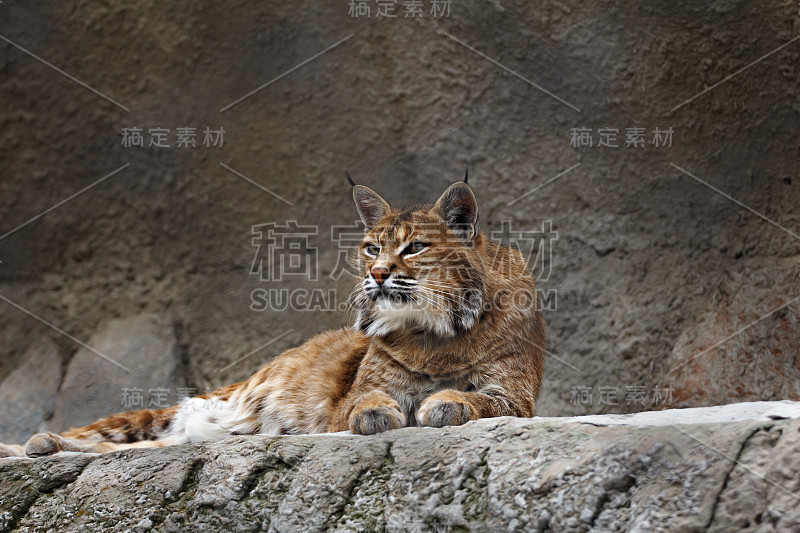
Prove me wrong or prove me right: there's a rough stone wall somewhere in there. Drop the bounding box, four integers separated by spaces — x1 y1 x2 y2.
1 404 799 532
0 0 798 436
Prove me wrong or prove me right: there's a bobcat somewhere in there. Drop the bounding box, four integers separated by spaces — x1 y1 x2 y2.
0 178 545 457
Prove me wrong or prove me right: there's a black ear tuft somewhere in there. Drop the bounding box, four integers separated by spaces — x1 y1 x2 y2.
353 185 391 230
431 182 479 240
464 169 469 184
345 171 356 187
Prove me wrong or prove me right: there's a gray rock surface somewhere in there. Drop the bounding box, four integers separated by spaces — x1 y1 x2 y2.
0 339 62 443
665 267 800 407
46 313 182 433
1 402 798 532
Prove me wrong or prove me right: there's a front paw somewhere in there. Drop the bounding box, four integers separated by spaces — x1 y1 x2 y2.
349 404 406 435
25 433 62 457
418 395 476 428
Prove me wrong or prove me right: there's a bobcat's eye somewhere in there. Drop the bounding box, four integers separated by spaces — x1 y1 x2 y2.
364 243 381 257
401 241 429 256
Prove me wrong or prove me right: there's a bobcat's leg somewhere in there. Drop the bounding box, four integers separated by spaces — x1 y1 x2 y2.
330 351 406 435
25 433 183 457
418 360 540 428
0 443 26 458
346 390 406 435
417 390 479 428
23 383 247 457
21 405 183 457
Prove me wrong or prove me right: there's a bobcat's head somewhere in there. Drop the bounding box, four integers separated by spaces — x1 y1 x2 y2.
350 180 486 338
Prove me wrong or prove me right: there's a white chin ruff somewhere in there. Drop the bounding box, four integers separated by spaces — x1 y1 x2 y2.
365 299 455 337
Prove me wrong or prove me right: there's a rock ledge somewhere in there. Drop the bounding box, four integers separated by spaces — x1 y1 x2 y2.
1 401 799 532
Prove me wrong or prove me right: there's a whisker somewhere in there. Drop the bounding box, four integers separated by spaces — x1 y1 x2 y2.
414 290 455 313
420 280 466 290
414 294 449 315
415 300 444 327
416 287 459 304
418 285 458 297
417 294 457 309
413 290 447 308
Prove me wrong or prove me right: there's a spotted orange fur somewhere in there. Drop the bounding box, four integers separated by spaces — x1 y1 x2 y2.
0 180 545 457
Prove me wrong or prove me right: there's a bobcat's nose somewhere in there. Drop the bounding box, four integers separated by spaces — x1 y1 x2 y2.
370 266 390 286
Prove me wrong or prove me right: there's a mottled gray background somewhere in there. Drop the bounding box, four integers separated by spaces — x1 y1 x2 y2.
0 1 798 439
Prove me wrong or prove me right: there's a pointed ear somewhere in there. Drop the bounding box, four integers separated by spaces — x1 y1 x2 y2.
431 182 479 239
353 185 391 230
